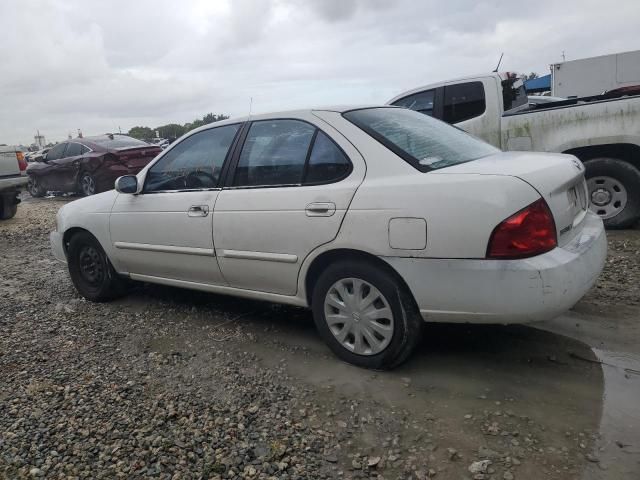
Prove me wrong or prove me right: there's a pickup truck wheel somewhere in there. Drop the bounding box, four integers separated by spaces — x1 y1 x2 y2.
67 231 127 302
311 260 423 370
28 176 45 197
585 157 640 229
0 195 18 220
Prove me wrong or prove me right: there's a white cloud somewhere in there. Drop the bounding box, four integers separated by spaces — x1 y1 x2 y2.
1 0 639 145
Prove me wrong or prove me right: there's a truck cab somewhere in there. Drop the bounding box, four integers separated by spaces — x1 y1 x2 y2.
388 73 640 228
388 73 528 148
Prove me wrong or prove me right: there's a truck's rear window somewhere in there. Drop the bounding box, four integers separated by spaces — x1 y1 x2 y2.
343 107 499 172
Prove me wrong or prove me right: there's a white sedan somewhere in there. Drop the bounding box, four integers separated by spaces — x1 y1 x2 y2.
51 106 607 369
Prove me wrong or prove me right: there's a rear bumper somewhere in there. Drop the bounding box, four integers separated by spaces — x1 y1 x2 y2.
50 230 66 263
0 176 28 191
383 212 607 324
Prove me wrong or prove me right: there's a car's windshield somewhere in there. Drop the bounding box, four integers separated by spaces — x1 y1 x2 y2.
343 107 499 171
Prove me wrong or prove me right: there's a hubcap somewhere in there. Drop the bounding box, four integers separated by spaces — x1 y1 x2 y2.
586 176 627 220
324 278 394 356
29 178 39 195
82 175 95 195
79 246 104 285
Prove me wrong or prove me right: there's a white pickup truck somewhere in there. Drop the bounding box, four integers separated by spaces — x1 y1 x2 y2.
388 72 640 228
0 145 28 220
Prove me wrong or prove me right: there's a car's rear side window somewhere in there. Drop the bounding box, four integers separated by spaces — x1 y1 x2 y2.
234 120 315 187
305 131 351 184
343 107 498 172
233 120 352 187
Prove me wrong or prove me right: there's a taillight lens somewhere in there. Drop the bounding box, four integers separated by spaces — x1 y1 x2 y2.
16 152 27 171
487 198 557 259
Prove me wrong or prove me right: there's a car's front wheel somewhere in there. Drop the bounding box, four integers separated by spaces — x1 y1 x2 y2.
311 260 423 369
67 231 127 302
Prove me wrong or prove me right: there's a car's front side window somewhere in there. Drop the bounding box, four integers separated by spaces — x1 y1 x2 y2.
144 124 240 193
391 89 435 116
64 142 82 157
46 143 67 160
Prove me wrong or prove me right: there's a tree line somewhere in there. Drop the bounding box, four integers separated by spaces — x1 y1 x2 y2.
128 113 230 142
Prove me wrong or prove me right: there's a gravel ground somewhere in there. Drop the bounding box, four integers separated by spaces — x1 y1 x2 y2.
1 196 639 480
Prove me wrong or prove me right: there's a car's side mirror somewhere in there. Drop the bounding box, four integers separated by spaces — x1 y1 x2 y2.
115 175 139 194
41 154 47 162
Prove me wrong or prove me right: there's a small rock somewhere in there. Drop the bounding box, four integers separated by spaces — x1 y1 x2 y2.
586 453 600 463
503 472 514 480
367 456 381 468
325 454 338 463
447 448 459 461
468 460 491 474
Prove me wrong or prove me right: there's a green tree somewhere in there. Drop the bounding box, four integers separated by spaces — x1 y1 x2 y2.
156 123 186 140
522 72 540 81
185 113 230 133
128 126 154 141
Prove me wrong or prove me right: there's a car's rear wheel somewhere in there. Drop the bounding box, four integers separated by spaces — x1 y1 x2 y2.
584 157 640 228
67 231 127 302
311 260 423 369
28 176 45 197
0 194 18 220
79 172 97 196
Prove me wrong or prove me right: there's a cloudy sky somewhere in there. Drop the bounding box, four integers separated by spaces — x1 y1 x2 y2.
2 0 639 145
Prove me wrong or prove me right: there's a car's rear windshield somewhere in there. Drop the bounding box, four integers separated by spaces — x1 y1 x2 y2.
343 107 499 172
89 135 150 149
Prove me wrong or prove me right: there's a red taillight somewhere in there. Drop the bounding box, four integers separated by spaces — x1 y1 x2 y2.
487 198 557 259
16 152 27 171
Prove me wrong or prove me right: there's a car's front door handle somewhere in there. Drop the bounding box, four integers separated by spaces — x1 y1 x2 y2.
187 205 209 217
305 202 336 217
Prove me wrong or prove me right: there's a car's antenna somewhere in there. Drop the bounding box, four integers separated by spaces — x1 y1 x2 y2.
493 52 504 72
248 97 253 120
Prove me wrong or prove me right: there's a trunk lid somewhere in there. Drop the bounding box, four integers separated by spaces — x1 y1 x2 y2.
433 151 589 246
114 146 162 172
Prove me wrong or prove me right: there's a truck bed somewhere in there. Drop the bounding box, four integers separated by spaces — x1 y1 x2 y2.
503 90 640 117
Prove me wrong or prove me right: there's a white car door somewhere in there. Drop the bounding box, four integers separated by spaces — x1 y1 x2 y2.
109 124 241 285
213 115 365 295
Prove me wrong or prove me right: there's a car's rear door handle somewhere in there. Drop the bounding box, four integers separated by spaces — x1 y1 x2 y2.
188 205 209 217
305 202 336 217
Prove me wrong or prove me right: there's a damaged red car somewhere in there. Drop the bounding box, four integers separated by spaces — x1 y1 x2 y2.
26 135 161 197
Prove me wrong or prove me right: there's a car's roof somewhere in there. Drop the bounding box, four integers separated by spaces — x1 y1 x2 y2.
190 105 393 133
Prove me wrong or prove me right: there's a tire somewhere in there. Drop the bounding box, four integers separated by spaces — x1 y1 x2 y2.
67 231 127 302
27 176 45 197
0 195 18 220
79 172 97 196
311 259 423 370
584 157 640 229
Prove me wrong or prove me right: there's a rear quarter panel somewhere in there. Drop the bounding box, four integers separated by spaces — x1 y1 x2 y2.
309 111 541 259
